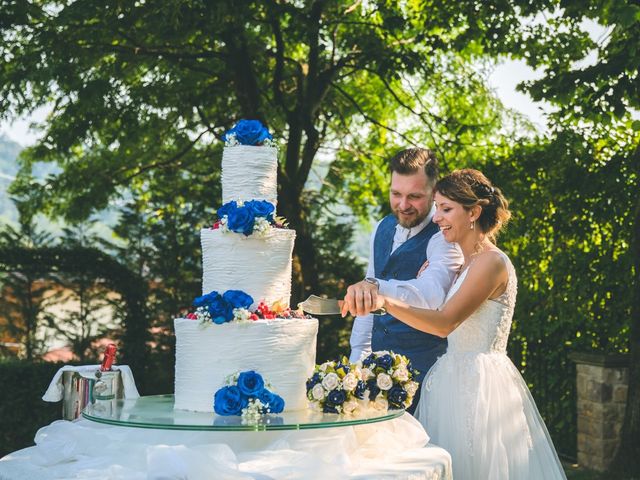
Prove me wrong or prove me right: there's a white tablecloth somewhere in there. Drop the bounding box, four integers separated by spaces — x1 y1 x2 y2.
0 414 452 479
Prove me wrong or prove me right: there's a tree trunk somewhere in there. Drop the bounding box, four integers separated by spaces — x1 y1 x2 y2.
609 142 640 476
278 174 320 303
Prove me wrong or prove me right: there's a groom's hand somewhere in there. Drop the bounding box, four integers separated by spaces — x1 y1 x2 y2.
341 280 379 317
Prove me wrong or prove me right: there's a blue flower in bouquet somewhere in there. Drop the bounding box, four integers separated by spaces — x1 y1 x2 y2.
327 389 346 406
354 380 367 400
362 353 376 368
193 291 220 308
259 389 285 414
214 385 248 415
306 372 322 391
366 379 381 401
223 119 273 146
323 403 339 414
375 353 393 371
335 360 350 377
223 290 254 310
226 205 256 236
387 385 408 409
245 200 275 221
216 200 237 219
237 371 265 397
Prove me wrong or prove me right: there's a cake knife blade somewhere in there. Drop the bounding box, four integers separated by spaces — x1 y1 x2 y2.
297 295 386 315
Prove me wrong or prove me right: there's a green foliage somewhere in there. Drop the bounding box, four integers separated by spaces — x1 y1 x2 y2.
484 129 636 457
0 360 62 457
0 244 151 386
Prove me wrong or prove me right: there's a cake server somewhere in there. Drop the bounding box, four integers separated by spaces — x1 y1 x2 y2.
298 295 386 315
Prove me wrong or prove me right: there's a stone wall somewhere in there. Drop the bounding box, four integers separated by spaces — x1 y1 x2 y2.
571 352 629 472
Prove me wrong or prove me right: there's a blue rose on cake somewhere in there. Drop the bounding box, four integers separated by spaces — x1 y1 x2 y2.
222 290 253 310
214 371 285 418
245 199 275 221
222 119 273 146
226 204 256 236
214 385 248 415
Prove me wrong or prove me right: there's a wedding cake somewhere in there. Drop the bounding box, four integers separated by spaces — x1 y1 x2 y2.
174 120 319 413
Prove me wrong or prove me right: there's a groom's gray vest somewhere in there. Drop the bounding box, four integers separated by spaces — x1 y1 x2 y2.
371 215 447 400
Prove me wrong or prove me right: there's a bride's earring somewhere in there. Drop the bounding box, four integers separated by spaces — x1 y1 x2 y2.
470 220 475 230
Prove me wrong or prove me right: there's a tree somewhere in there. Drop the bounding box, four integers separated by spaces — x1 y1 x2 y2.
0 200 54 360
0 0 535 300
44 222 118 362
517 1 640 473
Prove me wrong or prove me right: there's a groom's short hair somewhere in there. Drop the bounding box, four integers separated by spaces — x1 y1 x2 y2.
389 148 438 186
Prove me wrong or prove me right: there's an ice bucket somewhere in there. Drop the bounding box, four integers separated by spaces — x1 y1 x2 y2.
61 369 123 420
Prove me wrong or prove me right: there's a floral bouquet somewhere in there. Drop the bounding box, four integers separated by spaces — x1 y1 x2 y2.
358 351 420 411
212 199 287 237
214 370 284 419
306 351 419 414
306 356 366 414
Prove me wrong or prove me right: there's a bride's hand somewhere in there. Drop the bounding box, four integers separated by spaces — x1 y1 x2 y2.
417 260 429 277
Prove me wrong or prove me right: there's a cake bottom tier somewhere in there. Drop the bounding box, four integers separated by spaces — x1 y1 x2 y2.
174 317 318 412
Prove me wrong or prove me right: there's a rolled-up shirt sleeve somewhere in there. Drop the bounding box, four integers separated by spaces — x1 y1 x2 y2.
377 231 463 309
349 221 380 363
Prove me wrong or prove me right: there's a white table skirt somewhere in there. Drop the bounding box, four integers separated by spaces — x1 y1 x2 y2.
0 414 452 479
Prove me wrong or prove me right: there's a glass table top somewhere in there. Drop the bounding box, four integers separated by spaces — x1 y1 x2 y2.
82 395 405 431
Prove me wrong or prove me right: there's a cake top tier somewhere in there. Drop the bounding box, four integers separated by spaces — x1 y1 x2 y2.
221 120 278 207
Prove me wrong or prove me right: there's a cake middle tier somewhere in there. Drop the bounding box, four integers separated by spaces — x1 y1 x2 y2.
201 227 296 308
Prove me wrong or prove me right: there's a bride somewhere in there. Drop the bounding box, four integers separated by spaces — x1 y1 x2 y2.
345 169 567 479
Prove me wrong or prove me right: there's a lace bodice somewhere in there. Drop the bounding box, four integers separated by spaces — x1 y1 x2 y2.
444 251 517 354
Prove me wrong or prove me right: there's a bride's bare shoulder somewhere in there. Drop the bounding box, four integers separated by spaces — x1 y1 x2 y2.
471 249 509 277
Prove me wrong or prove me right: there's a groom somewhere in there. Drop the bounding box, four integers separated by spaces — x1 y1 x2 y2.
342 147 462 413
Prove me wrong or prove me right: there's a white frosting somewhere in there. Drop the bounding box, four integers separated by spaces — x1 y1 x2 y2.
221 146 278 208
174 317 318 412
201 227 295 309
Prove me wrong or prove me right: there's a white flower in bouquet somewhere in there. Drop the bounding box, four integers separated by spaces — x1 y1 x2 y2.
311 383 326 401
405 381 419 397
376 373 393 391
319 362 328 372
361 367 373 381
321 372 340 391
373 397 389 411
342 372 359 391
342 398 359 415
392 365 409 382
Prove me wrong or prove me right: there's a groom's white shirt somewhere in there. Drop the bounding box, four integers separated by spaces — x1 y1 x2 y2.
349 204 463 363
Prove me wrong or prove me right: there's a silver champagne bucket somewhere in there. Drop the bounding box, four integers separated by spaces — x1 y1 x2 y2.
61 369 123 420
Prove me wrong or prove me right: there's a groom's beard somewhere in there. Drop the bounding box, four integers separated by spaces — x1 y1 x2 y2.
394 208 428 228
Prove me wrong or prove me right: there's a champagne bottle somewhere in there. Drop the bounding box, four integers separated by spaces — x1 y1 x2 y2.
99 343 117 371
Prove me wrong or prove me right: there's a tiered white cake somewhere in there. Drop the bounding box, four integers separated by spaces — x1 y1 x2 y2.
174 138 318 413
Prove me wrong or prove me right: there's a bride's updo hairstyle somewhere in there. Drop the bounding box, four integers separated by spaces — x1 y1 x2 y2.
435 169 511 241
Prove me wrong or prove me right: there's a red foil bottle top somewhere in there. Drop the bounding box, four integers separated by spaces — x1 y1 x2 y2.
100 343 117 371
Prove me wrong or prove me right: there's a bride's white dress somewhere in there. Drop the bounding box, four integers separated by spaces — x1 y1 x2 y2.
416 251 567 479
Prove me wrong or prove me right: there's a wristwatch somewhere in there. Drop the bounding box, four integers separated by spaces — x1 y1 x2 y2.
364 277 380 290
363 277 386 315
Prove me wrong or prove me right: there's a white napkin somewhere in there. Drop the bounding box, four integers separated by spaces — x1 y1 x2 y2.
42 365 140 402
